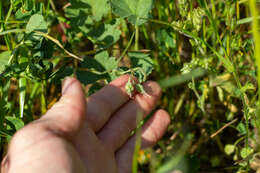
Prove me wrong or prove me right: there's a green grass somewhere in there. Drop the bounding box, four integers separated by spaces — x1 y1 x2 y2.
0 0 260 172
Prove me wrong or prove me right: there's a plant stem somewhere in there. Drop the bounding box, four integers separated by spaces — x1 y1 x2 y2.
249 0 260 153
135 25 139 51
233 72 249 149
0 1 12 50
41 80 47 114
249 0 260 105
117 32 135 63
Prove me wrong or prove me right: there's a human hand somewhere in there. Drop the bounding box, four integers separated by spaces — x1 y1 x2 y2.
1 75 170 173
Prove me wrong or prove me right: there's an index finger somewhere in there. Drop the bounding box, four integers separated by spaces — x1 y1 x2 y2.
86 75 134 132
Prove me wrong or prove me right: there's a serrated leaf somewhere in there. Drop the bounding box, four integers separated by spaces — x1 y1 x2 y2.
125 77 135 97
224 144 235 155
77 51 117 85
240 147 253 159
85 0 110 21
0 51 11 73
65 0 90 18
26 14 47 33
129 52 153 82
88 19 122 49
129 52 153 74
94 51 118 72
67 0 110 22
65 0 110 33
111 0 154 25
65 0 93 33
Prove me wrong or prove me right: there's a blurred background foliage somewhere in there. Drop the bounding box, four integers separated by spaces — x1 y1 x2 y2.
0 0 260 172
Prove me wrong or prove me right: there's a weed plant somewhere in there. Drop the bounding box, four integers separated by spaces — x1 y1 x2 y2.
0 0 260 172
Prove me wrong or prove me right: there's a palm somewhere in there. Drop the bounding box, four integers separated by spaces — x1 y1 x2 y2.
2 75 170 173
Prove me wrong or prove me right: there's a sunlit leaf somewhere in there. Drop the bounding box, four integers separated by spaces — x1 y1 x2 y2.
0 51 11 73
111 0 154 25
26 14 47 33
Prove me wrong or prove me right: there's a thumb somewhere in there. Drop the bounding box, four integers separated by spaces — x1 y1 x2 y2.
42 77 86 140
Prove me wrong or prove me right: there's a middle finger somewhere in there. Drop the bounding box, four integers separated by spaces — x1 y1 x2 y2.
86 75 133 132
97 81 162 152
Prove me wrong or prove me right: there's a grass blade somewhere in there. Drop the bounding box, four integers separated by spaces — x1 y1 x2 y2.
34 31 83 61
132 112 143 173
19 77 26 118
156 134 193 173
237 16 260 25
158 68 207 89
248 0 260 103
0 29 25 36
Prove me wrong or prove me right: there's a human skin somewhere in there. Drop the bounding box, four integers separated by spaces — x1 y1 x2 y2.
1 75 170 173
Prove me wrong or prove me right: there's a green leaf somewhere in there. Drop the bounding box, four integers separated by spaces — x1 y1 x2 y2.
88 19 122 49
0 51 11 73
65 0 93 33
65 0 90 18
77 71 104 85
6 116 24 131
111 0 154 25
5 116 24 142
216 86 224 102
241 82 256 93
218 56 234 73
77 51 117 85
220 81 240 98
125 77 135 97
85 0 110 21
240 147 253 159
94 51 118 72
65 0 110 32
26 14 47 33
156 29 176 48
67 0 110 22
51 67 74 84
15 9 33 20
129 52 154 82
135 83 147 95
224 144 235 155
236 122 247 135
15 2 44 20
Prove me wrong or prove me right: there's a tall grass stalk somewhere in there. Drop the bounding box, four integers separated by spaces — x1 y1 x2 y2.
132 112 143 173
248 0 260 140
248 0 260 104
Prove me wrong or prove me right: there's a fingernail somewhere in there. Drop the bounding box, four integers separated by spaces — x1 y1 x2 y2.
62 77 75 95
1 155 10 173
143 81 161 97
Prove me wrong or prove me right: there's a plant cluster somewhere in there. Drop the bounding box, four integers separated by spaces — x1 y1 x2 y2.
0 0 260 172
